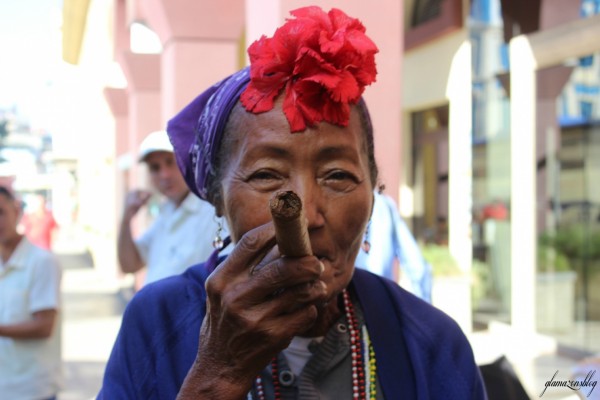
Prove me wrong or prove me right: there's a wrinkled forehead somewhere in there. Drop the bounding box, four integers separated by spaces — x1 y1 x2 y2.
225 98 367 148
217 100 370 182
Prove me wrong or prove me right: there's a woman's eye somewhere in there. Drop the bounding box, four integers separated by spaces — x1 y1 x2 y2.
323 170 360 192
249 171 278 181
326 171 357 182
246 170 284 191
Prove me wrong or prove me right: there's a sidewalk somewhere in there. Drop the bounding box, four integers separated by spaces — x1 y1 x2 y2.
55 238 126 400
470 322 585 400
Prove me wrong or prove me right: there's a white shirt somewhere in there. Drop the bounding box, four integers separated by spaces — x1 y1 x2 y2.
136 192 230 284
0 236 62 399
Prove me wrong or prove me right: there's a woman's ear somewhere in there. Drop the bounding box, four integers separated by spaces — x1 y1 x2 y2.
212 190 225 217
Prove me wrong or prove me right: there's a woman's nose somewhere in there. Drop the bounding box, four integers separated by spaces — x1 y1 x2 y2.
293 180 325 229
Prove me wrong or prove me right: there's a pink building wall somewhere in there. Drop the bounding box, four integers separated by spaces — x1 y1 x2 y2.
140 0 245 125
118 52 161 190
103 87 129 265
160 41 242 124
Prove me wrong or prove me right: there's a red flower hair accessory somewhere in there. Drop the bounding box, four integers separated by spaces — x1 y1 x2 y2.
240 6 379 132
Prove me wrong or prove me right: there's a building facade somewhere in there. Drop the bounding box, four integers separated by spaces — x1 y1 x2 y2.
403 0 600 354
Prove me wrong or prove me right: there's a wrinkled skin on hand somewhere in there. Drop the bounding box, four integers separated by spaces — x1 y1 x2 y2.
178 224 335 399
199 223 328 385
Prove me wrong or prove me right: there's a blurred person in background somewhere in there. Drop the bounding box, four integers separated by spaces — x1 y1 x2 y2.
21 193 58 251
0 186 62 400
117 130 229 286
355 188 432 302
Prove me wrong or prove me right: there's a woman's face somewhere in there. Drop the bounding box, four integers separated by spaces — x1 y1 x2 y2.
219 101 374 303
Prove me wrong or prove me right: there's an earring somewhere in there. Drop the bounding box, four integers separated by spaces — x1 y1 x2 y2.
212 217 224 250
361 221 371 254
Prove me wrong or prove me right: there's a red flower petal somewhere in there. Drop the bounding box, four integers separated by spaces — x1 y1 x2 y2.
293 49 360 103
283 82 308 132
242 6 378 131
322 100 351 127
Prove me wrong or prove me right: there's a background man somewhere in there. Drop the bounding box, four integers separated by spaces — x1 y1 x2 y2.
355 189 432 302
117 130 228 286
0 186 62 400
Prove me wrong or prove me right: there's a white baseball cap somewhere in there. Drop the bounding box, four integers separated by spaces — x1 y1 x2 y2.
138 130 174 162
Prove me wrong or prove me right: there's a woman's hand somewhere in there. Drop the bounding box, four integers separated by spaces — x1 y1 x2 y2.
177 222 327 399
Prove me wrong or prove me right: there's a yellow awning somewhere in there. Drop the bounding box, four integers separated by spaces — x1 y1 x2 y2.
62 0 91 65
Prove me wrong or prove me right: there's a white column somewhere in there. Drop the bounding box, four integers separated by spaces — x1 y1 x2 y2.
509 35 536 333
446 40 473 274
446 40 473 333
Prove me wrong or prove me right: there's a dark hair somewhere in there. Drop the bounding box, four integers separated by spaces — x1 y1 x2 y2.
0 186 16 201
356 97 379 187
205 98 379 209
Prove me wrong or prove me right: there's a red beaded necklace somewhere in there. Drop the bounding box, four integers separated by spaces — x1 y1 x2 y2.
253 290 375 400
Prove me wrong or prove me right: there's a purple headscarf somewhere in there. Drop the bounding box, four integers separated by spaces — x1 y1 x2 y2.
166 67 251 200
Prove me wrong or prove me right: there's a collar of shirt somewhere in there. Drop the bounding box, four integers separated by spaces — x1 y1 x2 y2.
162 192 203 215
179 192 204 214
0 236 32 272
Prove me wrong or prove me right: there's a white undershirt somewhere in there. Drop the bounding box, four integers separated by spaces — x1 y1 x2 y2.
282 336 323 377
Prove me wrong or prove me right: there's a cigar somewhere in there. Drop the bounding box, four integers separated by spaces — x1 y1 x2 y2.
269 190 312 257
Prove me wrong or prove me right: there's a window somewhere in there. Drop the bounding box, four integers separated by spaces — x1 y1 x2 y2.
405 0 463 50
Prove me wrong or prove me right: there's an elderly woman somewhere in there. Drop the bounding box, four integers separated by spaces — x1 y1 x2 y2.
99 7 486 400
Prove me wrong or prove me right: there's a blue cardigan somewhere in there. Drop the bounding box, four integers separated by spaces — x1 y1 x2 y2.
99 258 487 399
